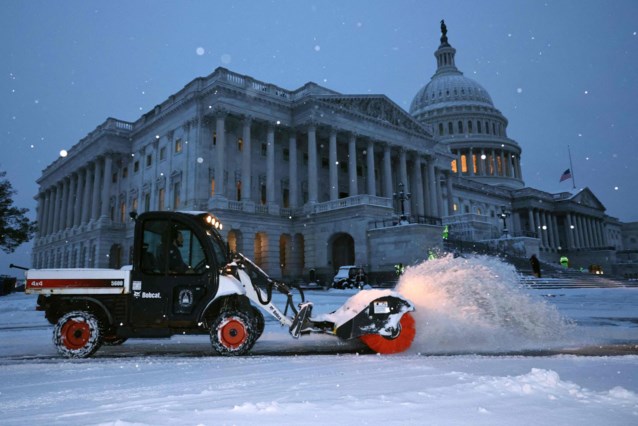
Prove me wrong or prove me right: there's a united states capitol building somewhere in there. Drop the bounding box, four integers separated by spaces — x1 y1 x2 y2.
31 23 636 281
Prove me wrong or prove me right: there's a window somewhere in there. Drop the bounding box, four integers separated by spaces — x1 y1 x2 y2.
260 184 266 205
261 143 267 157
210 178 215 196
120 202 126 222
283 148 289 161
237 138 243 152
451 159 457 173
132 197 138 213
458 121 463 133
146 154 152 167
173 182 181 209
140 220 208 278
236 181 241 201
175 138 182 153
122 167 128 178
144 193 150 212
112 172 118 184
438 123 444 135
282 188 289 208
477 121 482 133
448 122 453 135
159 147 166 161
158 188 165 211
134 161 140 173
468 121 473 133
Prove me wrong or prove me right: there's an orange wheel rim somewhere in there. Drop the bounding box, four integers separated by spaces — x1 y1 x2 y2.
219 318 247 349
60 319 91 350
360 313 416 354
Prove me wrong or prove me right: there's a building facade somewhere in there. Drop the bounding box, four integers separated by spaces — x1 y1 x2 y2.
32 24 628 279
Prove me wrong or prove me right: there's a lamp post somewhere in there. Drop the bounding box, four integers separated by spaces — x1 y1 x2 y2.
499 206 510 237
393 182 411 224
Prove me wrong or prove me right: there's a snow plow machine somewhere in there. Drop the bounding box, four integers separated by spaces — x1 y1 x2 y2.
25 211 415 358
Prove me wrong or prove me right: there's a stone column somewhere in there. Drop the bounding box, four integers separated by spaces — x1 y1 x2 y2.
66 175 77 229
552 215 560 249
527 209 535 237
366 140 376 196
288 132 298 208
436 170 445 218
468 148 474 176
266 125 276 205
445 170 454 216
53 182 63 232
36 192 45 237
383 145 392 199
348 133 357 197
427 157 437 217
82 164 93 224
546 212 555 249
241 117 252 201
101 155 113 218
215 112 227 198
328 129 338 201
91 158 102 220
399 149 410 215
572 213 583 249
499 151 506 176
413 156 424 216
58 178 69 232
74 171 84 227
307 124 318 203
41 190 50 236
565 213 574 249
533 209 543 247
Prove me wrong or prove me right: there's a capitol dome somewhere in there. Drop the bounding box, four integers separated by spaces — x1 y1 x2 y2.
409 21 524 190
410 74 494 117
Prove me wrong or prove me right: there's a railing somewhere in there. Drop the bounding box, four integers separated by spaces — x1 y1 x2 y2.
370 215 442 229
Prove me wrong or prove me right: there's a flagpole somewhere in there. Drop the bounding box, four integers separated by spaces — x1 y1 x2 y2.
568 145 576 190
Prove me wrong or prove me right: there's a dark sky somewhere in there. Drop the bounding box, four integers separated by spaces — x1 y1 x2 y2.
2 0 637 274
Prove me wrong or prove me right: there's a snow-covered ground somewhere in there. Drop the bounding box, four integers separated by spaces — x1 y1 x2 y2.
1 255 637 425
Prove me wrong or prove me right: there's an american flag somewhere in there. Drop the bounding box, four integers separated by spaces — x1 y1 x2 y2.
559 169 572 182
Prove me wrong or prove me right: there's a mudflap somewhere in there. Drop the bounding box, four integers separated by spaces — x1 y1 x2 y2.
334 295 414 340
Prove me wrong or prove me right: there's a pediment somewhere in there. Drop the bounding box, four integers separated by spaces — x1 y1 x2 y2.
569 187 606 211
316 95 431 136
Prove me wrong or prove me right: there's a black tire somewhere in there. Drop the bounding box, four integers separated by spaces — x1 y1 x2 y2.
210 310 256 356
53 311 102 358
251 306 265 340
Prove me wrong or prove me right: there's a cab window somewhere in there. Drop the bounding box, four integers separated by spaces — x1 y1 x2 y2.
141 219 208 275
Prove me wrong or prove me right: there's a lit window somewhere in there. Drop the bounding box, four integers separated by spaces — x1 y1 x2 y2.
237 138 243 152
175 138 183 153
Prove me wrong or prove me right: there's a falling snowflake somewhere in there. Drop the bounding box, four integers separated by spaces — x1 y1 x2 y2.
614 186 619 190
59 150 68 158
516 88 523 94
196 47 205 56
314 45 321 52
197 157 204 164
221 54 232 64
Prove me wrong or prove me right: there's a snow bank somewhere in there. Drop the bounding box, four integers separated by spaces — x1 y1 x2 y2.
395 255 572 353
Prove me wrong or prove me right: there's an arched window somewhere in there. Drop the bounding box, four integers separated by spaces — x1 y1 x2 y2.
477 121 482 133
458 121 463 133
439 123 444 135
468 121 473 133
448 122 453 135
485 121 490 134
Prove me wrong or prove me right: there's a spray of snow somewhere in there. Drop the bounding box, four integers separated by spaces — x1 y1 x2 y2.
395 254 572 353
